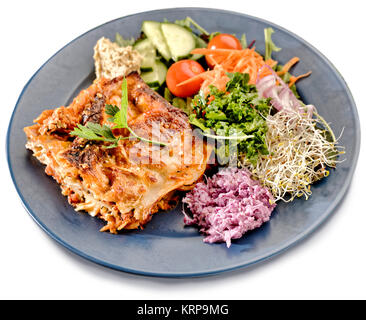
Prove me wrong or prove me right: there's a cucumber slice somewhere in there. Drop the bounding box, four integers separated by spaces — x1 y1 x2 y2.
141 60 167 87
161 23 196 61
190 35 207 60
140 67 153 72
145 81 160 89
141 21 171 61
133 38 156 70
149 86 160 92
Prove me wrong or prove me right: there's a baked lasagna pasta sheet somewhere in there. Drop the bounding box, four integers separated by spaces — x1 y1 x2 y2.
24 72 212 233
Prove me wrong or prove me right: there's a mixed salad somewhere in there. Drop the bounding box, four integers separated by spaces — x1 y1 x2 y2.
109 17 343 247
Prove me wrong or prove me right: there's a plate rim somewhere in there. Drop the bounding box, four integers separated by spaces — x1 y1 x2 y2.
6 7 361 278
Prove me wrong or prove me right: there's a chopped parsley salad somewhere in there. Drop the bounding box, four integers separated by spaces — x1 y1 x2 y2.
104 17 344 246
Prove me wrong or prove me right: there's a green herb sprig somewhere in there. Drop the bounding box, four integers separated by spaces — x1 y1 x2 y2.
70 78 167 148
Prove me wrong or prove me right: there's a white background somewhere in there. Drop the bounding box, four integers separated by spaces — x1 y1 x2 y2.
1 0 365 300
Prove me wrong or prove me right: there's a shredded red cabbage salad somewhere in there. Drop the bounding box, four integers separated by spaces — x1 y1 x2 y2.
182 168 276 247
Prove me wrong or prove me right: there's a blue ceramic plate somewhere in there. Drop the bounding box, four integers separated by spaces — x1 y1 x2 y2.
7 8 360 277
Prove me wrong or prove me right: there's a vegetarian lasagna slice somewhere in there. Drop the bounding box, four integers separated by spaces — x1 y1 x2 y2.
24 72 212 233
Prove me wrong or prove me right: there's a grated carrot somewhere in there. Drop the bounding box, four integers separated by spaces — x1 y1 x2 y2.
288 71 312 88
189 48 269 86
178 48 310 95
276 57 300 76
265 59 278 68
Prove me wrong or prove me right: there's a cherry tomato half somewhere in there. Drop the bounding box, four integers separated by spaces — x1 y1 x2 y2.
166 60 205 98
206 33 242 68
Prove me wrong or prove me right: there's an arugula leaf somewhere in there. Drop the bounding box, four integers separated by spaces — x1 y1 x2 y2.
209 31 221 42
174 17 209 36
172 97 193 115
264 27 281 61
163 87 174 102
240 33 247 48
115 32 135 47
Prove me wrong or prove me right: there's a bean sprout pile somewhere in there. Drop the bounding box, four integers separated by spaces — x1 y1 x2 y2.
242 108 344 202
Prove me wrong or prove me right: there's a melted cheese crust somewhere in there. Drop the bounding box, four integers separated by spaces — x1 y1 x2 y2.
24 73 212 233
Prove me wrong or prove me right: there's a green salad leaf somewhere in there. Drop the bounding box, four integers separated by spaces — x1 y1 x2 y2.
174 16 209 36
264 27 281 61
189 72 271 165
115 32 135 47
240 33 247 48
